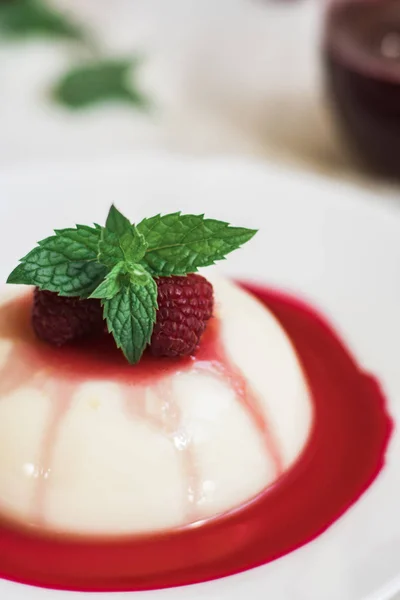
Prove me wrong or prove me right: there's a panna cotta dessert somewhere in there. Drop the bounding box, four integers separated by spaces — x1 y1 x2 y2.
0 277 312 534
0 204 392 592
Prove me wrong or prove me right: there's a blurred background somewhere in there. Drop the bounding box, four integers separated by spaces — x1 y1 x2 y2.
1 0 400 186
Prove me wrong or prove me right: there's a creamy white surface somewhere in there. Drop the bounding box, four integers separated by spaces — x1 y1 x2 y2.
0 278 313 534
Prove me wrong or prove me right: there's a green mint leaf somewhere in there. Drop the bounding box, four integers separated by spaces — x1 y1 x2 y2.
0 0 83 40
7 252 106 297
90 262 151 301
7 263 28 285
89 262 125 300
7 226 106 297
51 224 101 258
127 263 152 286
53 59 148 110
98 228 147 268
103 276 157 364
105 205 132 236
137 212 257 276
120 229 147 264
98 206 148 268
98 229 124 268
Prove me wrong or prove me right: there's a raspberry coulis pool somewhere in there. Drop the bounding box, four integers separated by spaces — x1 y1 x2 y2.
0 282 392 592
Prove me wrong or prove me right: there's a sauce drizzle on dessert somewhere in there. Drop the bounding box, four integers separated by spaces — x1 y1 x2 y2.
0 294 282 527
0 283 392 593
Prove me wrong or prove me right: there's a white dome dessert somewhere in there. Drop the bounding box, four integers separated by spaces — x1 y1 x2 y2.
0 276 313 535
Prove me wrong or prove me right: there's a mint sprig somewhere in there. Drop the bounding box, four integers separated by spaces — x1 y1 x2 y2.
7 225 106 297
0 0 84 40
137 212 257 276
103 273 157 365
7 205 257 363
53 59 148 110
89 262 125 300
98 205 148 269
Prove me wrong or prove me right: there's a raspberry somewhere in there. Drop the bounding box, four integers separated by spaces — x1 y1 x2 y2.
31 275 214 358
150 274 214 358
32 288 104 346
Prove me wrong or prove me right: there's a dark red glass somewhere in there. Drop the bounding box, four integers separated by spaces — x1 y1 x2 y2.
324 0 400 177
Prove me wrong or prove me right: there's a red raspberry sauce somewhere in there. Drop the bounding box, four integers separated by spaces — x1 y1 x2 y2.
0 283 393 592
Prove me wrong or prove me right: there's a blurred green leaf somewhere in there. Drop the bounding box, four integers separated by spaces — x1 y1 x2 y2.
0 0 83 40
53 58 148 110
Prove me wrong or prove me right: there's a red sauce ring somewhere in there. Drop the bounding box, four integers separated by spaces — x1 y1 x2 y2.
0 283 392 592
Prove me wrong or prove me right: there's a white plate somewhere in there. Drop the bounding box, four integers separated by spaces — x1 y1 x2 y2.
0 155 399 600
